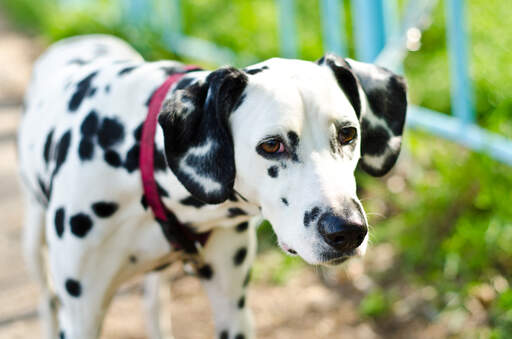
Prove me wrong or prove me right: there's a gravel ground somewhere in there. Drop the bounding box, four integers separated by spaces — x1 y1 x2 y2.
0 12 450 339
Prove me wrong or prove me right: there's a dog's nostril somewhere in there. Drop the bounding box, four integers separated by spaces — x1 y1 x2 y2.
332 235 345 243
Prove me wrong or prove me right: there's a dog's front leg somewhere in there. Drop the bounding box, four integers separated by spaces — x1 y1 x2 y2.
198 220 256 339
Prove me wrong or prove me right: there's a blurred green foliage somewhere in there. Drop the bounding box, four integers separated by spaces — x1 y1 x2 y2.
1 0 511 336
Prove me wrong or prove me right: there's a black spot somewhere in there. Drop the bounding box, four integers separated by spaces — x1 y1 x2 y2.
68 71 98 111
43 129 54 165
80 110 99 137
68 58 87 65
180 196 206 208
267 166 279 178
65 278 82 297
245 65 268 75
156 182 169 197
37 176 50 202
228 192 239 202
118 66 136 76
228 207 247 218
234 247 247 266
124 144 140 172
105 85 110 93
236 221 248 232
87 87 97 97
98 117 124 150
281 198 289 206
91 201 118 218
287 131 300 162
238 296 245 309
198 264 213 279
219 330 229 339
55 208 65 238
129 255 137 263
70 213 93 237
304 207 321 227
154 148 167 172
153 263 171 271
104 150 122 167
54 131 72 175
133 123 143 141
140 195 148 210
235 334 245 339
59 330 66 339
78 139 94 160
243 269 252 287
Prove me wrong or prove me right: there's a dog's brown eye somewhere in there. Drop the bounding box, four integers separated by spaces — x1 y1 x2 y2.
338 127 357 145
259 139 285 154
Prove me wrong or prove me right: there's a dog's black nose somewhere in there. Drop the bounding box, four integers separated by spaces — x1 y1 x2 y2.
318 213 367 252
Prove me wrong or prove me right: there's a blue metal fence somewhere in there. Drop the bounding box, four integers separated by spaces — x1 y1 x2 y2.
61 0 512 165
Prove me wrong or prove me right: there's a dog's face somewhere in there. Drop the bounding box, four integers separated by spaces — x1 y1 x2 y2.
159 54 407 265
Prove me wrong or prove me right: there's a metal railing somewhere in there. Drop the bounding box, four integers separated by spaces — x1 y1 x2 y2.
60 0 512 165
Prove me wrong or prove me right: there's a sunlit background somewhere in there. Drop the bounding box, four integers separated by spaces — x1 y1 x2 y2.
0 0 511 338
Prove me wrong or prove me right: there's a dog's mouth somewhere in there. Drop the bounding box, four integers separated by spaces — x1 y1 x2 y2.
319 249 355 266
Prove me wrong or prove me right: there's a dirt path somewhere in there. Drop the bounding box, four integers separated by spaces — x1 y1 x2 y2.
0 11 448 339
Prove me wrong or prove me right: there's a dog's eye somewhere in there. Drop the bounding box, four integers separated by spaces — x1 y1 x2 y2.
258 139 285 154
338 127 357 145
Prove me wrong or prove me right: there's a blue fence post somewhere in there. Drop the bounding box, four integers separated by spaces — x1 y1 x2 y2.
445 0 474 125
350 0 386 62
319 0 347 56
277 0 298 58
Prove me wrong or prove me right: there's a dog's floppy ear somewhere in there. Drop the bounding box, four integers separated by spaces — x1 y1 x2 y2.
158 67 248 204
318 54 407 176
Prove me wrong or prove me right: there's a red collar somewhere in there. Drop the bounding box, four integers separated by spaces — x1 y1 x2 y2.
140 66 210 251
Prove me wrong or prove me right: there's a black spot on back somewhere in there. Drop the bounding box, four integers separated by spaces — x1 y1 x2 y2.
91 201 118 218
228 207 247 218
78 139 94 160
68 71 98 112
236 221 248 232
43 129 54 166
267 166 279 178
237 296 245 309
235 334 245 339
81 110 99 137
220 330 229 339
54 130 72 175
118 66 136 76
180 196 206 208
133 123 143 141
59 330 66 339
281 198 289 206
124 145 140 173
98 117 124 150
197 264 213 279
234 247 247 266
129 255 137 263
65 278 82 297
37 176 50 202
104 150 122 167
55 208 65 238
70 213 93 237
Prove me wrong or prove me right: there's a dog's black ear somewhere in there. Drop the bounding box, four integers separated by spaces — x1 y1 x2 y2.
318 54 407 176
158 67 248 204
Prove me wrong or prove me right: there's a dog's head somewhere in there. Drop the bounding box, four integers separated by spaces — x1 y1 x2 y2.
159 54 407 265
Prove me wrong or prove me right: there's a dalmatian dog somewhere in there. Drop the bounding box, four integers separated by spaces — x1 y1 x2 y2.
18 34 407 339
